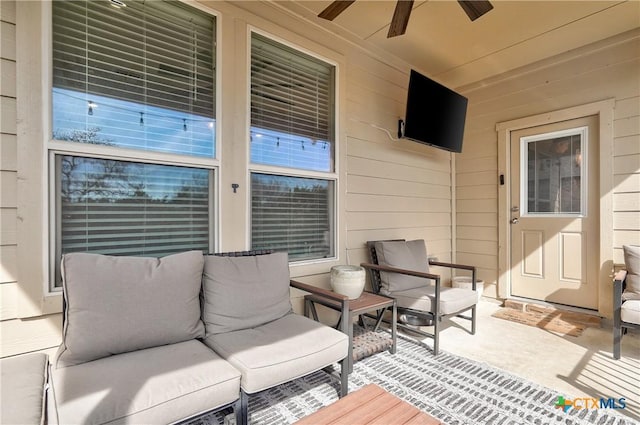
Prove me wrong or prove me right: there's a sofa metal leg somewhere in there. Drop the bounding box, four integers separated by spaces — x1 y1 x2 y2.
339 358 349 398
236 390 248 425
613 321 622 360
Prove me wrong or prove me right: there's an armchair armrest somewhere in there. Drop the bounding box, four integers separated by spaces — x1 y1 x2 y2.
429 260 477 291
613 270 627 305
360 262 440 282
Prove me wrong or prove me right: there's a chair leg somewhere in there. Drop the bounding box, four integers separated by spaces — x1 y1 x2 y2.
471 305 477 335
339 357 349 397
613 321 622 360
237 390 248 425
433 315 440 356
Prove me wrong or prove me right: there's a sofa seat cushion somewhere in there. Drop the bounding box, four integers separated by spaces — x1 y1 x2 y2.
204 314 348 394
391 286 477 315
0 353 48 425
621 300 640 325
48 340 240 425
57 251 205 368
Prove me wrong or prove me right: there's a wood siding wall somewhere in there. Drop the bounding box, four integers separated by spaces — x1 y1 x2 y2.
457 29 640 306
1 0 18 321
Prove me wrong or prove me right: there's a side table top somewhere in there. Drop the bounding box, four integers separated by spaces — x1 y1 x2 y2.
305 291 394 314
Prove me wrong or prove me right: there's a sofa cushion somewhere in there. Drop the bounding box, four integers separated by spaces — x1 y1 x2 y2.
202 252 292 335
55 251 205 368
391 286 477 315
48 340 241 425
204 313 348 393
621 300 640 325
375 240 430 294
0 353 48 425
623 245 640 299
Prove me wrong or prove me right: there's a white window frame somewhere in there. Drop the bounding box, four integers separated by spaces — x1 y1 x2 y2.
247 28 340 267
519 126 588 218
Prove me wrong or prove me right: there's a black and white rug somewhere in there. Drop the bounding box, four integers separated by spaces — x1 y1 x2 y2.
193 336 637 425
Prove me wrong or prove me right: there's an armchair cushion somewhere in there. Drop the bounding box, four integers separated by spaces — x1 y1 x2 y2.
375 240 430 294
621 300 640 325
392 286 478 315
202 252 292 335
623 245 640 300
55 251 205 368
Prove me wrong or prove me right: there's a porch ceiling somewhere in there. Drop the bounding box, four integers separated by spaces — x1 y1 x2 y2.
276 0 640 88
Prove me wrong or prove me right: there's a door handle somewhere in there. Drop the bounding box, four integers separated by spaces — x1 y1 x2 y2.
511 217 519 224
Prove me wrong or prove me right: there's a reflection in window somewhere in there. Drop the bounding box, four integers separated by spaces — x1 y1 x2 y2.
52 0 216 158
55 155 211 286
526 133 582 214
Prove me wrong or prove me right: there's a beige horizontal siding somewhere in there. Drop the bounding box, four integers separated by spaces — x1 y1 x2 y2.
456 30 640 302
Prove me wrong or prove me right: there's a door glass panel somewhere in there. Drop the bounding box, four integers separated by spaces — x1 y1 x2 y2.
523 129 585 215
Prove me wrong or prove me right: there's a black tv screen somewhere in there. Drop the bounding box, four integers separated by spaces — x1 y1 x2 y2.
403 70 468 153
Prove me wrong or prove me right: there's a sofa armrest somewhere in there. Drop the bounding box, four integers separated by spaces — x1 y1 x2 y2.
613 270 627 306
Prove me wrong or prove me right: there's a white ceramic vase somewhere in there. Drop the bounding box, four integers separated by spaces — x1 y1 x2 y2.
330 265 365 299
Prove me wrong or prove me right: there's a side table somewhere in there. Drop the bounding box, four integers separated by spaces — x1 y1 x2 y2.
304 291 396 373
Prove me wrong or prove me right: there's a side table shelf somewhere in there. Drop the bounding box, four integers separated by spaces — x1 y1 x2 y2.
304 291 397 373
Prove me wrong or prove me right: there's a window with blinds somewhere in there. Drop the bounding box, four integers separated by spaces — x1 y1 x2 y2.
54 155 211 286
52 0 216 158
250 33 334 172
249 33 337 262
251 173 334 261
50 1 216 288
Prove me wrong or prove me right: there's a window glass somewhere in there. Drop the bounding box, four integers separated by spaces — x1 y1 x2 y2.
251 173 334 262
250 33 334 172
52 0 216 157
55 155 211 286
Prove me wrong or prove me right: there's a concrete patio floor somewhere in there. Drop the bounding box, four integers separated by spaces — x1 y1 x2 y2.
408 299 640 421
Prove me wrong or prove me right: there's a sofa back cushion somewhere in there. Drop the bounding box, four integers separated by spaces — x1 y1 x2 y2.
55 251 205 368
375 239 430 294
623 245 640 299
202 252 292 335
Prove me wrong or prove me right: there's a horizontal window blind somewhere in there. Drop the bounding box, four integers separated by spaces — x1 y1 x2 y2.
52 0 216 157
251 173 333 261
55 155 210 286
251 33 334 145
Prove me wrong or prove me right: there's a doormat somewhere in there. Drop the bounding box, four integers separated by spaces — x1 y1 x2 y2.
491 300 601 337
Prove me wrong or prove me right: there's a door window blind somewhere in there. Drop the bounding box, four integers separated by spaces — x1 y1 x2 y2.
250 33 334 172
55 155 211 286
52 0 216 157
251 173 334 262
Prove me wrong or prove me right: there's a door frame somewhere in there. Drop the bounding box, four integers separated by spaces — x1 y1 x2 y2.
496 99 615 315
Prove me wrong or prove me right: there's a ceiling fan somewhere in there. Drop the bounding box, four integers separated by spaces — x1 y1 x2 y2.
318 0 494 38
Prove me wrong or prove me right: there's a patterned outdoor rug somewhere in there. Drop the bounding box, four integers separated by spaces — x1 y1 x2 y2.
190 336 635 425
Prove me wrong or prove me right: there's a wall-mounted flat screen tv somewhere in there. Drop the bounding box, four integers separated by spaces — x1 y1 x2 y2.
402 70 468 153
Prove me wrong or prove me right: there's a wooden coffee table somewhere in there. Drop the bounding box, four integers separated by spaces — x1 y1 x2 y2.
294 383 442 424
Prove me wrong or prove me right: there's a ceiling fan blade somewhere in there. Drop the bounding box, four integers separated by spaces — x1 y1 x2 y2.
387 0 414 38
457 0 493 21
318 0 356 21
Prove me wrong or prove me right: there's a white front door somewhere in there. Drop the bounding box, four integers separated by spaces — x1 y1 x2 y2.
509 115 599 309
